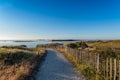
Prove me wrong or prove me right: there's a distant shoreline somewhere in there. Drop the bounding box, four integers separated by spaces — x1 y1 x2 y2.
52 39 80 42
13 40 35 42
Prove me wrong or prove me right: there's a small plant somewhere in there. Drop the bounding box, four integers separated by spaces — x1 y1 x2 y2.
0 46 46 80
65 43 78 49
82 66 96 79
16 70 23 77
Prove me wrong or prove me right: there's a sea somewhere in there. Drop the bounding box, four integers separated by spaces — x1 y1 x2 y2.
0 40 78 48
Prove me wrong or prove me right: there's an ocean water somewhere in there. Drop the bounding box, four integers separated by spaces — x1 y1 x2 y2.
0 40 51 48
0 40 79 48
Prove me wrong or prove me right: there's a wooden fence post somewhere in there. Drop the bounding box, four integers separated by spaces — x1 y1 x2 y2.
88 52 90 66
81 49 83 64
110 58 112 80
119 60 120 80
90 53 93 67
94 53 97 69
96 53 99 72
76 50 79 63
106 58 108 80
77 50 80 64
75 50 77 60
67 47 69 53
78 49 81 64
96 53 99 80
69 48 71 55
114 59 116 80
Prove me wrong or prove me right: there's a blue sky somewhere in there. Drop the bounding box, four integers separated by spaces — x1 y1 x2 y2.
0 0 120 40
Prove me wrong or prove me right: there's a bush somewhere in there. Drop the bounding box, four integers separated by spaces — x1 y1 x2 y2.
65 41 88 49
76 41 88 49
0 46 46 80
65 43 78 49
82 66 96 79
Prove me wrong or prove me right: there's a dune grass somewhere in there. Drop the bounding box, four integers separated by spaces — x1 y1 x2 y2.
0 46 46 80
50 40 120 80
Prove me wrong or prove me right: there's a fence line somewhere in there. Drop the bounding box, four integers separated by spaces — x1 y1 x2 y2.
52 46 120 80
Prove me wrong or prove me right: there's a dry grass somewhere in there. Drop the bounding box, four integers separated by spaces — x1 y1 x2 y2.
87 40 120 49
86 40 120 59
59 48 96 79
0 46 46 80
50 40 120 80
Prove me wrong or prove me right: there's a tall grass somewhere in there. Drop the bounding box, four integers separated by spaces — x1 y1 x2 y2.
0 45 46 80
47 40 120 80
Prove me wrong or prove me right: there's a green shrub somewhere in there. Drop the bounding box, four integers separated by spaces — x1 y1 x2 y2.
82 66 96 79
16 70 23 77
65 43 78 49
76 41 88 49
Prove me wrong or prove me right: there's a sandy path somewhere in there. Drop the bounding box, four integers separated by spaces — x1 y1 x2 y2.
35 49 83 80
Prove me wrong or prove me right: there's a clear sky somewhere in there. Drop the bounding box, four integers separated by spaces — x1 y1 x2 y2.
0 0 120 40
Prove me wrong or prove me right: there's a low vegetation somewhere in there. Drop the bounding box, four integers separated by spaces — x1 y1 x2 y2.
0 45 46 80
48 40 120 80
64 41 88 49
65 40 120 59
86 40 120 59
